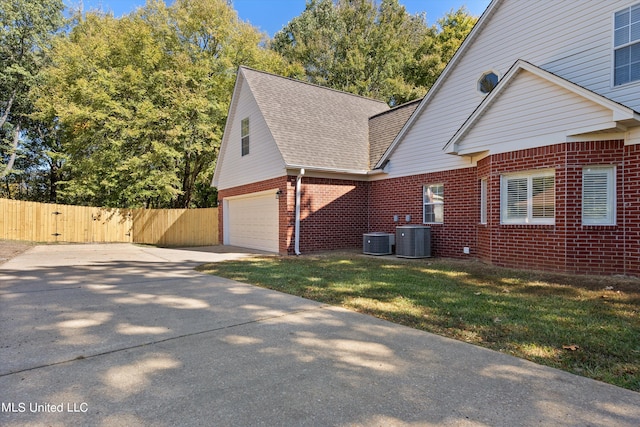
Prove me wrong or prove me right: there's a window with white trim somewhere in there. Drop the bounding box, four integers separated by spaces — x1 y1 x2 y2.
423 184 443 223
241 117 250 156
480 178 488 224
614 3 640 85
500 170 555 225
582 166 616 225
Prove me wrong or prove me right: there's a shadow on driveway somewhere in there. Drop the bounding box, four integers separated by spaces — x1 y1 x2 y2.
1 244 639 426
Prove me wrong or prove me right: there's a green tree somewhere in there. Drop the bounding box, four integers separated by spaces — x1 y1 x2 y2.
0 0 64 180
272 0 430 105
272 1 477 105
34 0 294 208
406 7 478 90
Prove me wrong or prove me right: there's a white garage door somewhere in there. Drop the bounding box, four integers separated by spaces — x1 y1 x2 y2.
226 191 279 252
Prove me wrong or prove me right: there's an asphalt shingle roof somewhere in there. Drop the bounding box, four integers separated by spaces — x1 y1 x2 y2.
368 99 421 168
241 67 389 171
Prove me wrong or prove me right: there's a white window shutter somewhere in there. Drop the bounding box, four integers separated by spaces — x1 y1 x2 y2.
583 167 615 225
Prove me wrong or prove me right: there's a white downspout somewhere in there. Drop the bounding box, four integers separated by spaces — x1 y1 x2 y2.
294 168 305 255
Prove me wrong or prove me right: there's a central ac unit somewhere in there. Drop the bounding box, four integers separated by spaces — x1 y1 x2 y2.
396 226 431 258
363 233 394 255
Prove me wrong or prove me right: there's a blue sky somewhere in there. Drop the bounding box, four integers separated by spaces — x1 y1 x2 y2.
65 0 492 36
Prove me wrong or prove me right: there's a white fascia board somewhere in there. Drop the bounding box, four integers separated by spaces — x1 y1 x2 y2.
374 0 503 168
285 164 371 176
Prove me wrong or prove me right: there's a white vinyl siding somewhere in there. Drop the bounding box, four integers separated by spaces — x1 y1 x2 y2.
454 70 618 157
423 184 444 224
480 178 488 224
385 1 640 180
214 77 286 190
614 3 640 86
501 170 555 225
583 166 616 225
241 118 250 156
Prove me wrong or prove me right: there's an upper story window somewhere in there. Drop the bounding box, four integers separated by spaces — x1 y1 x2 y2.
241 117 250 156
614 3 640 85
478 71 499 94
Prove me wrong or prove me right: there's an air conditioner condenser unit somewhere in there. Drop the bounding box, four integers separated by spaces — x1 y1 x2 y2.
363 233 394 255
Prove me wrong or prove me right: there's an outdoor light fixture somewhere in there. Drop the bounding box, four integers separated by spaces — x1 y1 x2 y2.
275 189 282 199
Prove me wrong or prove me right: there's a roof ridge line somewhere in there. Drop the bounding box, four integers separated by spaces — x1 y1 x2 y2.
369 97 423 120
239 65 389 106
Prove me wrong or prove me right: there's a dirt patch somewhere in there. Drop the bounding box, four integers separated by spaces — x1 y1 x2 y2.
0 240 34 264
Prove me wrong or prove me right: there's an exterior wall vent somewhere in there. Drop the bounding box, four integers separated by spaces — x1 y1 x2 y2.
363 233 394 255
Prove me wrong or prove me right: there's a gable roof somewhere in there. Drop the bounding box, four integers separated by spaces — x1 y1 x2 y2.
444 60 640 155
374 0 503 168
368 98 421 168
240 67 389 173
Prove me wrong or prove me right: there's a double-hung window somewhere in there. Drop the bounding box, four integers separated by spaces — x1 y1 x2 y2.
241 117 250 156
500 170 555 225
423 184 444 223
614 3 640 85
582 166 616 225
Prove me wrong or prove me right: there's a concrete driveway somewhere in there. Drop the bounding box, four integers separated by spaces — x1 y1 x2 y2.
1 244 639 426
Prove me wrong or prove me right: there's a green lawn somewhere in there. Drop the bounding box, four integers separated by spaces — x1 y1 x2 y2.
197 253 640 391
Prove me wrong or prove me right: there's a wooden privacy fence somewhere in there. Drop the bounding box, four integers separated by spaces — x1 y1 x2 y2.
0 198 218 247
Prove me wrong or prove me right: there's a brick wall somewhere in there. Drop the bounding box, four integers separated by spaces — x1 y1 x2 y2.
368 168 478 258
217 140 639 275
624 144 640 276
217 175 368 254
291 176 369 253
478 140 633 275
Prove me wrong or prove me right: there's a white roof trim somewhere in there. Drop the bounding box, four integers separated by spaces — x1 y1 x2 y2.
285 164 371 175
374 0 503 169
444 59 640 155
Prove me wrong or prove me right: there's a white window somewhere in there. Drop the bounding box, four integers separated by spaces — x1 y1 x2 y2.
500 170 555 225
241 117 250 156
583 166 616 225
480 178 487 224
423 184 443 223
614 3 640 85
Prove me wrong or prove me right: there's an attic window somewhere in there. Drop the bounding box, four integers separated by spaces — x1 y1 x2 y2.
478 71 499 94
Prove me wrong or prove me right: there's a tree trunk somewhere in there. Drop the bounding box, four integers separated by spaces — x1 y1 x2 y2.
0 89 16 130
1 122 20 178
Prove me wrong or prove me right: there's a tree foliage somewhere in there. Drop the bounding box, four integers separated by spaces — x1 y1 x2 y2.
33 0 295 208
405 7 478 91
4 0 476 208
272 0 477 105
0 0 64 182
